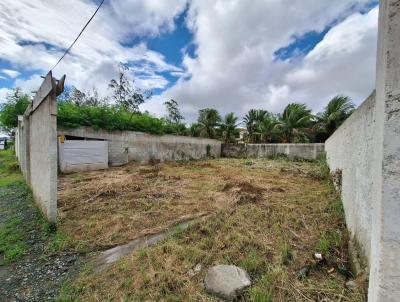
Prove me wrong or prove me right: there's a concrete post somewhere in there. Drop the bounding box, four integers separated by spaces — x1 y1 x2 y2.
369 0 400 301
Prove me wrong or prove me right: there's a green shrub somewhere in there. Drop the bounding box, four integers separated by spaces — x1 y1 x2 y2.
57 102 187 135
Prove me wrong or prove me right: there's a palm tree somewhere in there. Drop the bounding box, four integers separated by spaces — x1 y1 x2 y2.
220 112 239 143
190 123 201 137
259 114 278 143
197 108 221 139
317 95 355 137
275 103 313 143
243 109 268 143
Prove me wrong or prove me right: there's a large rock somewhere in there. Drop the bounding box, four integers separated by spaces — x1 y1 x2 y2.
204 265 251 301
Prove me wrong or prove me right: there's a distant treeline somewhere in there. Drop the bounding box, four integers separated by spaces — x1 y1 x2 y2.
0 64 355 143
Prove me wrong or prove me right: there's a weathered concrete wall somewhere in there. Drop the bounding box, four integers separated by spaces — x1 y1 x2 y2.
16 115 30 182
369 1 400 300
326 1 400 300
28 74 58 223
58 126 221 166
222 143 325 160
58 140 108 173
16 72 59 223
325 91 376 262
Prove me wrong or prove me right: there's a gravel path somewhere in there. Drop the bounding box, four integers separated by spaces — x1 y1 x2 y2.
0 183 81 302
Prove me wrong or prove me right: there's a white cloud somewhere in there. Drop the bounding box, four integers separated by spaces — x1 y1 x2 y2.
1 69 20 78
0 87 11 103
0 0 378 123
14 74 43 95
282 7 378 112
0 0 187 95
159 0 377 121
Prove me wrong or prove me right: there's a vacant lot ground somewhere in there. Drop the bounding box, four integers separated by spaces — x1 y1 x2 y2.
58 158 366 301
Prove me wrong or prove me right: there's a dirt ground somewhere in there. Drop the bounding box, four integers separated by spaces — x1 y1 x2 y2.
58 158 367 301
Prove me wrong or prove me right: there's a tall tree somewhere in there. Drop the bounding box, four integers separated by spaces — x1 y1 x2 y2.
197 108 221 139
0 88 30 135
243 109 268 143
109 63 151 117
259 113 278 143
190 123 201 137
220 112 239 143
164 99 184 124
317 95 355 137
275 103 313 143
65 86 107 106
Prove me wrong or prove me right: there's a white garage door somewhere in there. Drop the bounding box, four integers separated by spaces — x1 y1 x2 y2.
58 140 108 172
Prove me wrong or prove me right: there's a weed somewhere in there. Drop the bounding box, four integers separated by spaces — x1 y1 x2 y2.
0 215 27 263
206 144 211 156
56 158 364 301
249 287 273 302
329 197 345 219
280 241 292 265
46 232 75 253
244 159 253 166
4 242 26 262
240 248 263 276
317 235 331 254
57 282 84 302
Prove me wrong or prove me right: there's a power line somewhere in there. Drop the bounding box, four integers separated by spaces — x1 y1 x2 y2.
50 0 105 71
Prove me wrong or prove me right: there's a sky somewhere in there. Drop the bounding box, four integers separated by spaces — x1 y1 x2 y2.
0 0 379 122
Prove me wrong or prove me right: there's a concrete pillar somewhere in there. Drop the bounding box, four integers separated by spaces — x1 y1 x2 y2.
369 0 400 301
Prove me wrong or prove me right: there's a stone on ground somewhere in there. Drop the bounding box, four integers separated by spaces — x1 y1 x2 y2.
204 265 251 301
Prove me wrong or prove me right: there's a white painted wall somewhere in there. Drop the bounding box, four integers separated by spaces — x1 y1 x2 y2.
58 140 108 173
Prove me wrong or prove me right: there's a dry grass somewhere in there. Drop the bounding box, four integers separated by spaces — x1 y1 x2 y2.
57 158 367 301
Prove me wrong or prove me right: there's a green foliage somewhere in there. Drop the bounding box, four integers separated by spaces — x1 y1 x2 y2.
249 287 273 302
0 150 23 186
275 103 314 143
248 268 283 302
197 108 221 139
206 144 211 156
316 230 342 255
243 109 268 143
220 112 239 143
243 109 279 143
316 95 355 140
0 215 27 263
58 102 170 135
108 63 151 114
240 248 264 276
280 241 292 265
189 123 201 137
0 88 30 134
164 99 184 125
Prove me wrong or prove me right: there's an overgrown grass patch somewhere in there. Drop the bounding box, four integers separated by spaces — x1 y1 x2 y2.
57 158 366 301
0 150 65 263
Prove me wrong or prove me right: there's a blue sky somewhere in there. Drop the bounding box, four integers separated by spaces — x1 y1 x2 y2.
0 0 379 120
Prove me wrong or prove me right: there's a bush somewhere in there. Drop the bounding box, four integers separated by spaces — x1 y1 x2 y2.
57 102 185 135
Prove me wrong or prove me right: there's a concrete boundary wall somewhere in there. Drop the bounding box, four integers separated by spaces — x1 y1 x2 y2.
58 126 222 166
222 143 325 160
325 91 376 261
16 72 61 223
326 1 400 300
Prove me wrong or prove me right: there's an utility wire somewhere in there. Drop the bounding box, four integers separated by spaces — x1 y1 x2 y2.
50 0 105 71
